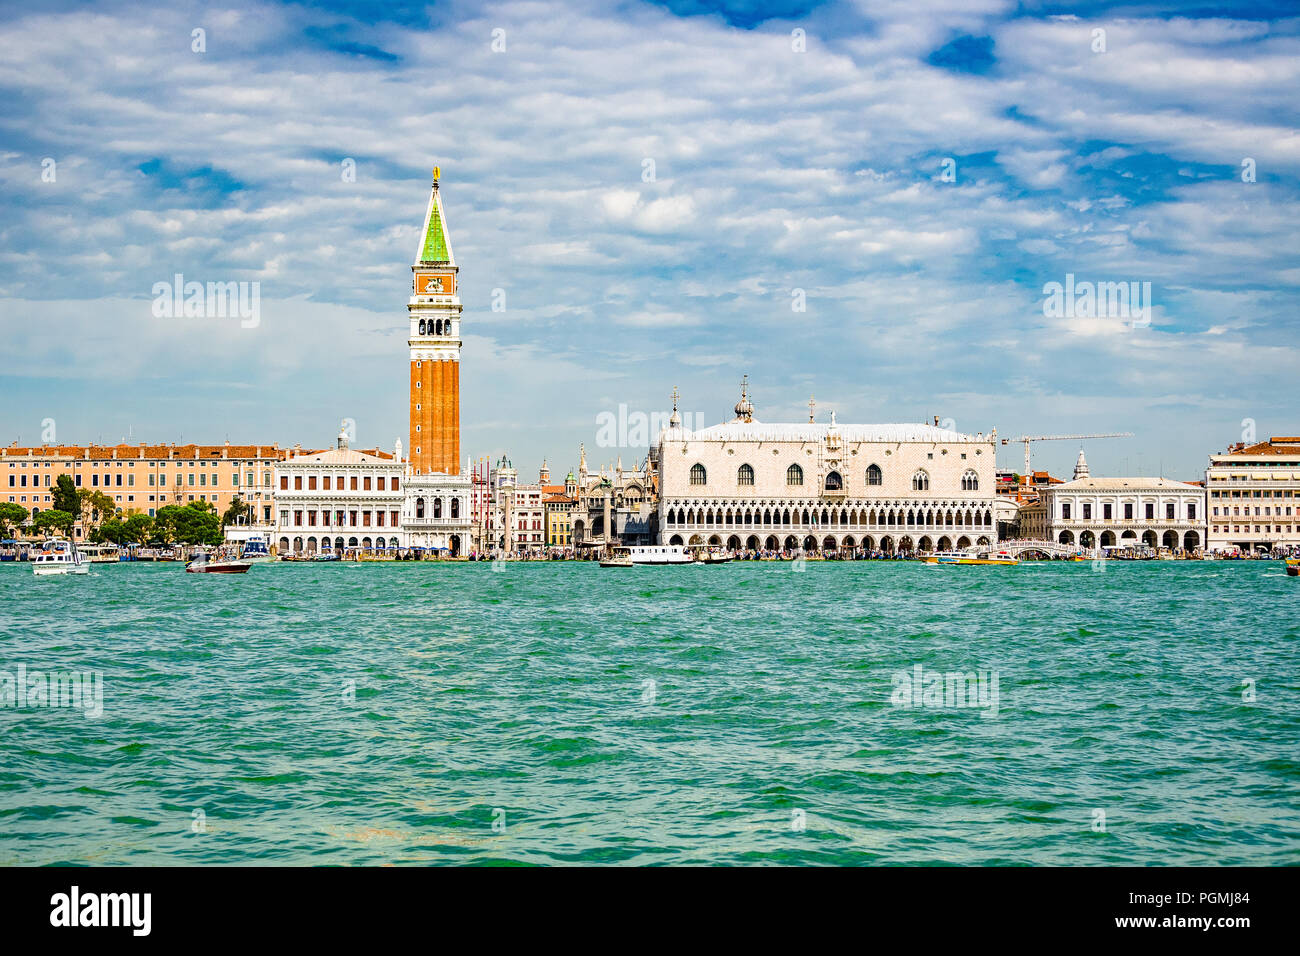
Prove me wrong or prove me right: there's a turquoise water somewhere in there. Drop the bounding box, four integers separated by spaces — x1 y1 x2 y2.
1 560 1297 865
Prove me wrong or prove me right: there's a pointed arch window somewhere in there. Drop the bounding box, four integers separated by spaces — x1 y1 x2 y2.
961 469 979 491
690 464 707 486
866 464 883 486
911 470 930 491
737 464 754 486
825 470 843 491
786 464 803 486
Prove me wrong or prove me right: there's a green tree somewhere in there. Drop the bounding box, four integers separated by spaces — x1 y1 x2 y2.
52 474 79 516
93 512 153 545
31 509 75 537
155 501 222 546
0 502 29 538
77 488 118 528
221 495 249 528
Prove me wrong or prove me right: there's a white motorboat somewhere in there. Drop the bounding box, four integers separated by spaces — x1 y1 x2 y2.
31 539 89 575
238 533 274 563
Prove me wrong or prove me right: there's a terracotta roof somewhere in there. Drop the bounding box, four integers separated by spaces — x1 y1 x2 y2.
2 443 286 460
1217 437 1300 457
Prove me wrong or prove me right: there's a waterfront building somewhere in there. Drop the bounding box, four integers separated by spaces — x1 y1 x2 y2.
2 441 283 538
401 168 473 555
654 381 999 554
570 445 658 550
482 456 546 554
1018 449 1206 553
543 467 578 549
272 424 404 554
1205 435 1300 554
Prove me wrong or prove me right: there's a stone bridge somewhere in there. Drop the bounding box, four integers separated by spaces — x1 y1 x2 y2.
998 539 1093 559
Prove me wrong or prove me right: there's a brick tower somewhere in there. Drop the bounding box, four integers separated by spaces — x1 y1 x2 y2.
409 166 462 476
402 168 472 556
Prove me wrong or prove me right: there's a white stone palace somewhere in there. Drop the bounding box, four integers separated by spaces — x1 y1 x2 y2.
1018 450 1206 553
655 380 1000 554
273 424 405 555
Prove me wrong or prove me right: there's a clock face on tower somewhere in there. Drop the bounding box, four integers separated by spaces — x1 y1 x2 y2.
416 273 454 296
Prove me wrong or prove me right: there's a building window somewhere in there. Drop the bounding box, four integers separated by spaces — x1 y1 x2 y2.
961 469 978 491
911 470 929 491
825 470 842 491
1062 503 1071 520
1124 503 1133 520
415 498 425 518
1166 502 1175 520
1103 503 1112 520
787 464 803 487
690 464 707 486
737 464 754 486
1188 503 1196 520
451 498 459 518
866 464 882 486
1145 503 1154 519
1083 503 1092 520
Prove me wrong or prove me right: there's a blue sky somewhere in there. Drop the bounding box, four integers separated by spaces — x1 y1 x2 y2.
1 0 1297 481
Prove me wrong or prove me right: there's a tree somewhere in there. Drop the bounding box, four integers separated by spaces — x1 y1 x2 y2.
93 512 153 545
31 509 75 537
221 495 250 528
0 502 28 538
52 474 79 516
154 501 222 546
77 488 118 528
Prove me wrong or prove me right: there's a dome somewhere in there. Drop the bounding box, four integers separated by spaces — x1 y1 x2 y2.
732 375 755 423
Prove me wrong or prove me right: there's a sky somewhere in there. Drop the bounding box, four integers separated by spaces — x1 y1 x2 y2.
1 0 1297 482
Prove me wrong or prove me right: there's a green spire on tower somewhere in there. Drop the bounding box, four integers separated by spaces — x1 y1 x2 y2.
417 167 454 265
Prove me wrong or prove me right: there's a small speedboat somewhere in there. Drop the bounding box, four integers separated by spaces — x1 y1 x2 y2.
186 550 251 574
32 539 89 575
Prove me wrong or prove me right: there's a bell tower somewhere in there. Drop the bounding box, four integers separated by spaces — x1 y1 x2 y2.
409 166 462 476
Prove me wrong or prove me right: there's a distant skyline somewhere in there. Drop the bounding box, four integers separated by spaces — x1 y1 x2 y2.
2 0 1297 482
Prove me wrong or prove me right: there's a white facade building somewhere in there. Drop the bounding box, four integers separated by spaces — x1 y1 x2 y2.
655 382 1000 554
1019 450 1206 553
273 425 405 554
1206 435 1300 554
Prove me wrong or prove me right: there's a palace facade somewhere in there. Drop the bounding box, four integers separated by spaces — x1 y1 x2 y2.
273 425 404 554
1018 450 1206 552
655 382 1000 554
3 441 284 538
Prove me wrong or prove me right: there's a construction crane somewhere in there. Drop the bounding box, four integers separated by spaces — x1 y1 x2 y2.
1001 433 1134 476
